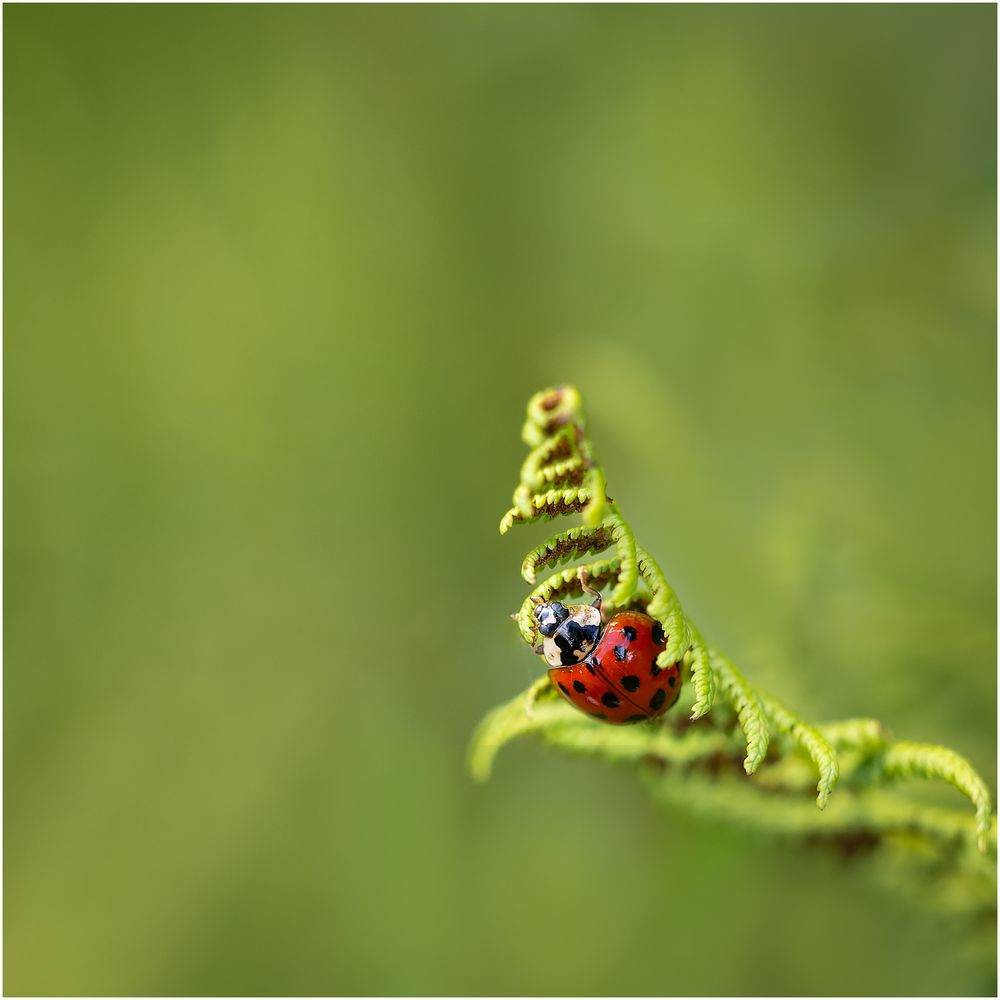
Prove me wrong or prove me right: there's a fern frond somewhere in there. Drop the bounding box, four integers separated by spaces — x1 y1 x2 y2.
634 544 690 668
469 689 738 777
468 686 550 782
524 455 587 491
709 649 770 775
522 384 586 446
499 488 593 534
685 620 716 721
518 511 638 607
759 692 839 808
520 524 615 584
645 768 995 859
603 510 639 606
820 718 889 752
582 465 608 526
523 674 557 717
875 742 993 853
473 382 995 918
539 706 734 767
518 426 577 489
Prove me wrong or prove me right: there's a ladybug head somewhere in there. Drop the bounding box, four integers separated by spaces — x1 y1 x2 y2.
534 601 569 637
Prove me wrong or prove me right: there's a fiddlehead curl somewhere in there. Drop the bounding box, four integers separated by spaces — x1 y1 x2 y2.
472 385 994 873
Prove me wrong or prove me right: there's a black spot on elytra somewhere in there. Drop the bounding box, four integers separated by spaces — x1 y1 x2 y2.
651 622 665 646
613 645 628 662
621 675 640 692
621 625 637 642
589 711 607 720
650 661 662 677
668 675 677 688
573 680 586 693
585 661 596 674
649 688 667 712
557 682 570 696
601 691 621 709
625 714 648 724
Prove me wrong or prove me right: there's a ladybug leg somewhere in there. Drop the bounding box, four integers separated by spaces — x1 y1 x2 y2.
578 567 602 612
533 643 544 655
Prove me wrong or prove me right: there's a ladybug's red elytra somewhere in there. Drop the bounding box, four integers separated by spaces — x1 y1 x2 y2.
532 574 682 725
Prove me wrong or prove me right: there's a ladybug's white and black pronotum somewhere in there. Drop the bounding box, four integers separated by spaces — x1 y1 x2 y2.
532 577 682 725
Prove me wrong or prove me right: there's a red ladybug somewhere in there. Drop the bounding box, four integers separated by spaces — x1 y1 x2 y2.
532 580 682 725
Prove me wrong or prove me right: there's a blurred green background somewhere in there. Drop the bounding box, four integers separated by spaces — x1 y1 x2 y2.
5 4 996 996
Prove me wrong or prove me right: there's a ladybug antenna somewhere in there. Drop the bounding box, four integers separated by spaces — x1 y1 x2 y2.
578 567 602 611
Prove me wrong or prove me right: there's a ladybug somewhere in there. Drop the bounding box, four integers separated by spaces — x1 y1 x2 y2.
532 576 682 725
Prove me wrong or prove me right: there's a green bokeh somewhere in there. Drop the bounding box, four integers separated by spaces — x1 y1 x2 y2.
5 5 995 995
